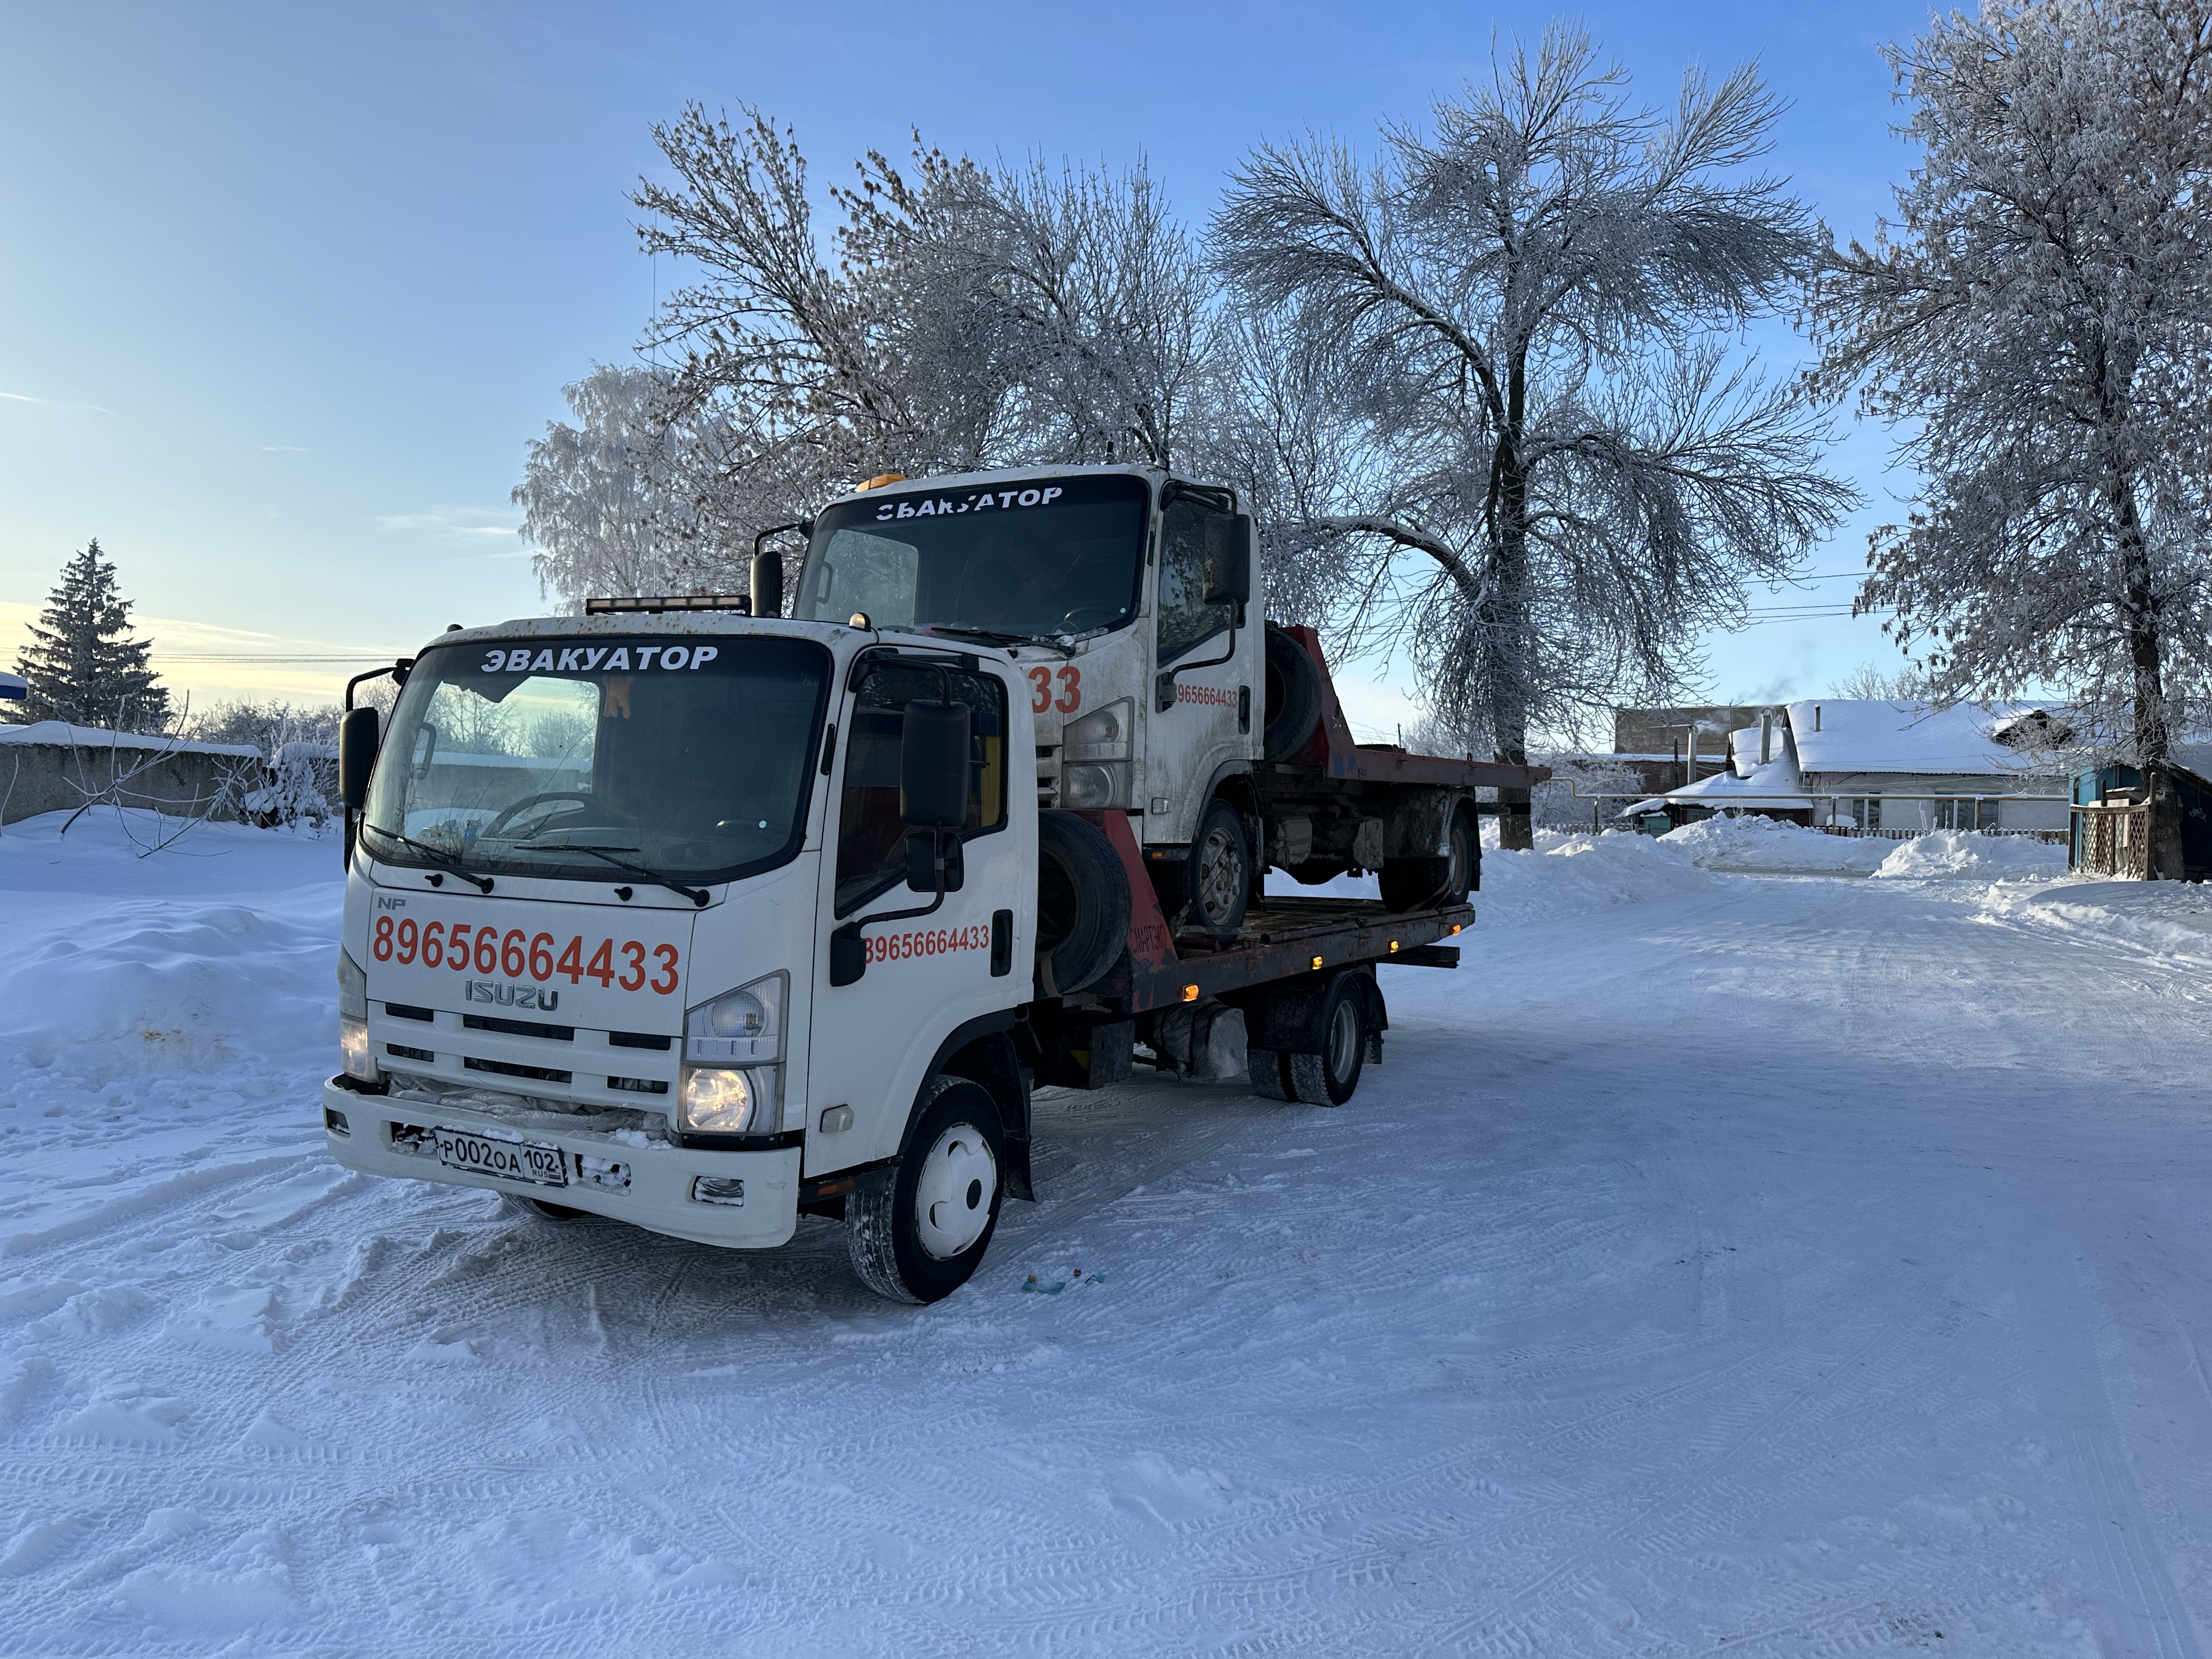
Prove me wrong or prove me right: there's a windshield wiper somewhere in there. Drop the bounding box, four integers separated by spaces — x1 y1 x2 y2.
920 624 1072 655
359 823 495 892
512 840 710 907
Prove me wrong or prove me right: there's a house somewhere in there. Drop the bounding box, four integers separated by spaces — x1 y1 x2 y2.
1605 705 1768 795
1621 700 2072 834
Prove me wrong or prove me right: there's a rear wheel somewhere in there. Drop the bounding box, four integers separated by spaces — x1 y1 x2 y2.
1286 978 1368 1106
1379 803 1478 912
847 1077 1005 1304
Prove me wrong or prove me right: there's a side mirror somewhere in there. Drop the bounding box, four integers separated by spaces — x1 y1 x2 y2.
338 707 380 810
1204 514 1254 609
906 829 966 894
751 545 784 620
900 699 970 829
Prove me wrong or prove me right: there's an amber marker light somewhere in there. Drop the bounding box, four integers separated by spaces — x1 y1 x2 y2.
1389 940 1400 953
1311 955 1324 970
1182 984 1200 1002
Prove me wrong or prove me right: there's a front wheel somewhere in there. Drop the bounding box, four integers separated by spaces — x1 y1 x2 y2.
847 1078 1006 1303
1187 798 1251 940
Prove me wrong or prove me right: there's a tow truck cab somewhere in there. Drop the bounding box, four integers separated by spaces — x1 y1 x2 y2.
323 614 1040 1255
794 465 1260 853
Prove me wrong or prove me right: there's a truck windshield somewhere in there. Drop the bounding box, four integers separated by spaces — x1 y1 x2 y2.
795 473 1149 642
362 634 831 886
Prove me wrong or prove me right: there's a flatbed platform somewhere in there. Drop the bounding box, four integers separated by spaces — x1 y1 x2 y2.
1071 810 1473 1015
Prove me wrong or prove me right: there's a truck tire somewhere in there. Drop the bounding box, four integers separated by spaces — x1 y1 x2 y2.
1246 1047 1293 1101
1263 627 1323 761
1188 797 1252 940
1379 802 1479 912
1285 975 1368 1105
846 1076 1005 1304
1036 811 1130 995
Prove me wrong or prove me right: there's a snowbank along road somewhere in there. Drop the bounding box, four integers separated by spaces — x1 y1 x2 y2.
3 811 2211 1656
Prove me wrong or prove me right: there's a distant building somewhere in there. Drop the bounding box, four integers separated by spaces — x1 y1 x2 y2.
1605 705 1767 795
1618 700 2072 834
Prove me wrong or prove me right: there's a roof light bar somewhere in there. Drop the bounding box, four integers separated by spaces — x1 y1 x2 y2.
584 595 753 616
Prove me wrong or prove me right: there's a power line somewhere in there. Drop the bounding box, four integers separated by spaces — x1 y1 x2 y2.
149 653 404 664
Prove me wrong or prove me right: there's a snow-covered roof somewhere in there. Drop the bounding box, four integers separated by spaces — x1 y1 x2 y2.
0 721 262 760
1623 751 1813 816
1785 699 2068 776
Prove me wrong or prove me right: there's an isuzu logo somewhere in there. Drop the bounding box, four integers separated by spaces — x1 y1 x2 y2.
465 980 560 1012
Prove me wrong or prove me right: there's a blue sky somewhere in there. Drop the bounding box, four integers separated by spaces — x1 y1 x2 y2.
0 0 1934 731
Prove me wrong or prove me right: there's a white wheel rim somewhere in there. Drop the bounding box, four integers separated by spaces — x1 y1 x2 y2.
913 1122 997 1259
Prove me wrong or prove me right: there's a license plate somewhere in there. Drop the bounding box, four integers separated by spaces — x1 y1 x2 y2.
432 1125 568 1187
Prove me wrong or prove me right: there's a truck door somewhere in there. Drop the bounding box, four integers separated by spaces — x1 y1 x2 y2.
1144 494 1250 844
808 656 1022 1171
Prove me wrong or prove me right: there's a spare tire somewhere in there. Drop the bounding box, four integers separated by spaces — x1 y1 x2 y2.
1035 812 1130 995
1263 627 1324 761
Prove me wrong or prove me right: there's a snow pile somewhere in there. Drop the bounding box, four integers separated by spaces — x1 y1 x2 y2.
1658 814 1889 874
1871 829 2069 881
1981 877 2212 965
1477 830 1712 922
0 809 338 1078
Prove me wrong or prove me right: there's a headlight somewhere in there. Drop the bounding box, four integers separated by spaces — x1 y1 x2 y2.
337 950 368 1022
1063 698 1132 760
686 972 785 1064
679 1065 770 1133
1061 761 1126 809
340 1015 378 1083
680 972 787 1133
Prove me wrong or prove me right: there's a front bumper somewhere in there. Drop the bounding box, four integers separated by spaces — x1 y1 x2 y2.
320 1079 799 1249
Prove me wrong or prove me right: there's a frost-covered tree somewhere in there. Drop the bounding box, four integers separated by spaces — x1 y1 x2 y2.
14 540 170 731
512 366 686 609
1831 662 1929 701
1212 29 1849 844
628 105 1216 573
1814 0 2212 875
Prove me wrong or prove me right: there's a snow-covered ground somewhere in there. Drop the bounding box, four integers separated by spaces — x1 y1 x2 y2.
5 811 2212 1655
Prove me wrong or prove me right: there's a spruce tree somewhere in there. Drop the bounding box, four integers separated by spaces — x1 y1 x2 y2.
14 540 170 731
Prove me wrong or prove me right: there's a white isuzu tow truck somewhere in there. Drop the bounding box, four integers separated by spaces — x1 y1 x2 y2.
323 464 1546 1301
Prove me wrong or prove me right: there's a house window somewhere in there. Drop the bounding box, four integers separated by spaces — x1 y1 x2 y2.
1837 795 1880 830
1934 797 1983 831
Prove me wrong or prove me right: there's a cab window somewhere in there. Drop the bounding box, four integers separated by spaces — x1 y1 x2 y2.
834 660 1007 916
1156 498 1235 663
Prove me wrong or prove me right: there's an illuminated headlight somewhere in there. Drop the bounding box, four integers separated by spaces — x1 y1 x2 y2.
340 1015 379 1082
680 972 787 1133
1061 761 1126 809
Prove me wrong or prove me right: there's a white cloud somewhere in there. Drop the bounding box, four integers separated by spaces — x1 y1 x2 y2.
374 506 519 538
0 390 111 413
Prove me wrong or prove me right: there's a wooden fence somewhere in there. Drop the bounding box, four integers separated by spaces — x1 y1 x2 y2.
2072 802 2151 879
